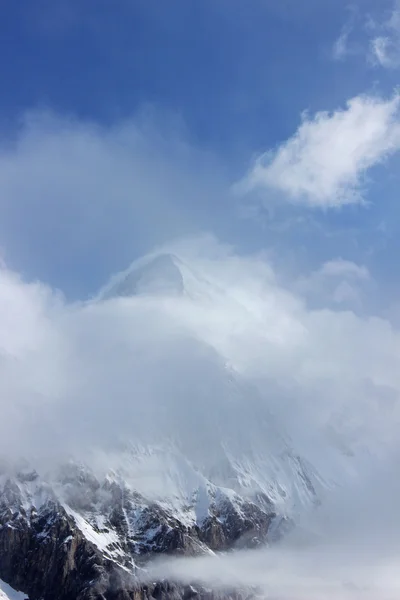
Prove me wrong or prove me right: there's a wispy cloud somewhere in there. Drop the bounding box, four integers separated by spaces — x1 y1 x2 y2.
145 440 400 598
370 1 400 68
239 93 400 208
147 501 400 599
332 2 400 69
332 22 354 61
295 258 371 310
333 27 351 61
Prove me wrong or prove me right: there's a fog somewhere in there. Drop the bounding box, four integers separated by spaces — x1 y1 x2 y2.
146 542 400 599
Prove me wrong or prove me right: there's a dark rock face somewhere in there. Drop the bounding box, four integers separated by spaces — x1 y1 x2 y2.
0 495 120 600
0 467 274 600
200 494 273 551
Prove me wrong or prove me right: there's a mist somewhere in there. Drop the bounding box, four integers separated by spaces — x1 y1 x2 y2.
2 240 399 465
145 542 400 599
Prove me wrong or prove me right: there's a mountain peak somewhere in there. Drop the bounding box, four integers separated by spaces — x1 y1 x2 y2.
99 252 185 300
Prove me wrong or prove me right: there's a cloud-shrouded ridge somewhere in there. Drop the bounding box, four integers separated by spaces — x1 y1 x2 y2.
1 239 400 503
241 93 400 208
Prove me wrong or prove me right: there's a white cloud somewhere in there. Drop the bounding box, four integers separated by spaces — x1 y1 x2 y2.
370 1 400 68
0 239 399 475
371 36 395 67
331 6 362 63
318 259 369 280
148 541 400 600
240 94 400 208
295 259 371 309
332 2 400 70
332 24 352 61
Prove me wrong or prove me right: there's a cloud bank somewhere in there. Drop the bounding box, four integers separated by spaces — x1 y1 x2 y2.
0 239 399 483
147 539 400 599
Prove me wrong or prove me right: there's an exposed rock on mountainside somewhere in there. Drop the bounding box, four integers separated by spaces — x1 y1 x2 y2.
0 464 274 599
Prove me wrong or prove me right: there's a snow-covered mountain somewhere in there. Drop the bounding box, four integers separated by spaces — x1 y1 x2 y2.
98 253 187 299
0 250 376 599
94 251 357 514
0 459 276 599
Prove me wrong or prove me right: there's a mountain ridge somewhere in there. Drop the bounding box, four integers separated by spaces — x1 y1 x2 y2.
0 461 276 599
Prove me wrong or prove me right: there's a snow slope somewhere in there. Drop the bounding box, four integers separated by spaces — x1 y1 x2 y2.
97 252 222 302
0 580 25 600
93 251 367 519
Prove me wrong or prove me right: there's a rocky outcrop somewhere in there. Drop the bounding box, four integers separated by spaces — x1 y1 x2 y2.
0 466 274 600
0 494 123 600
199 491 274 551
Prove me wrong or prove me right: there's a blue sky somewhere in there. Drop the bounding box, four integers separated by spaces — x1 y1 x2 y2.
1 0 400 301
2 0 389 149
